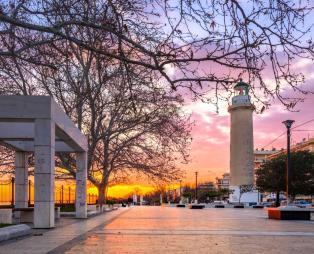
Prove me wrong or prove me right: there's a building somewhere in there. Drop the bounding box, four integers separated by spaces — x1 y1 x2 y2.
216 173 231 189
253 148 280 184
199 182 215 190
267 137 314 160
254 148 280 170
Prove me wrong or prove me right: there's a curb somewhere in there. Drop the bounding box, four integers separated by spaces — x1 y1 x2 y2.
0 224 32 242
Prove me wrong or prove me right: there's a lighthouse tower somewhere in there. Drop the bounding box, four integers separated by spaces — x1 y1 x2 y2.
228 81 257 203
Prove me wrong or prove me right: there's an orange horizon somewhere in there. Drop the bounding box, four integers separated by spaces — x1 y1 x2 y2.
0 181 183 202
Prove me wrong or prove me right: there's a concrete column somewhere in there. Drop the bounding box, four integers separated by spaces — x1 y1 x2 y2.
14 152 28 208
34 119 55 228
75 152 87 218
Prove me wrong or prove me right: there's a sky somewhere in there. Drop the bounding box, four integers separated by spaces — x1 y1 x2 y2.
1 1 314 199
130 3 314 191
151 1 314 186
180 57 314 185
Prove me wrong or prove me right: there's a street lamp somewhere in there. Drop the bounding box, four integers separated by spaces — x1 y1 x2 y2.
282 119 294 206
195 171 198 204
179 179 182 203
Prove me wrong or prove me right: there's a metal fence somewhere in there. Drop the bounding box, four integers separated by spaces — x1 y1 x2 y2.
0 177 98 206
0 177 14 206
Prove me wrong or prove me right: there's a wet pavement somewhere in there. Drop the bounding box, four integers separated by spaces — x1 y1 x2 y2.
0 208 130 254
62 206 314 254
1 206 314 253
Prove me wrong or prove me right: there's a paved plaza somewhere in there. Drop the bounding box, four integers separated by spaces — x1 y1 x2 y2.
1 206 314 253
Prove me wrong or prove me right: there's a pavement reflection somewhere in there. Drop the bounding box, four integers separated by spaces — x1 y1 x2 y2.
64 206 314 254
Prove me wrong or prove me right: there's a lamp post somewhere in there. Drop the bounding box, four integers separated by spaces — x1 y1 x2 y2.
179 179 182 204
195 171 198 204
282 119 294 206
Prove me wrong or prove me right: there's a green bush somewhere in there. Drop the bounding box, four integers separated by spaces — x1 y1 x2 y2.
60 204 75 212
0 223 12 228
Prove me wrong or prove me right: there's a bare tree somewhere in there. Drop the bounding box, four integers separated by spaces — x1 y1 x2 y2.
0 146 14 176
1 0 314 203
0 5 193 203
50 70 191 204
0 36 191 203
1 1 314 109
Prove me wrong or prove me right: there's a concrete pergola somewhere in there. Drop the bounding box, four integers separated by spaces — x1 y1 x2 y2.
0 96 88 228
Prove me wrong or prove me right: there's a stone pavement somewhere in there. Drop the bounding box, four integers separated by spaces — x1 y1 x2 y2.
1 206 314 253
0 207 130 254
63 206 314 254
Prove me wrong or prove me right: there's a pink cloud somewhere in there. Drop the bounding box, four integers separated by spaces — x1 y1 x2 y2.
181 79 314 185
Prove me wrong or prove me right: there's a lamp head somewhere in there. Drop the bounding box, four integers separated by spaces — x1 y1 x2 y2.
282 119 295 129
234 79 250 96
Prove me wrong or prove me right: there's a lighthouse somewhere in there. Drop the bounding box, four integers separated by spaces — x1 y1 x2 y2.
228 80 257 203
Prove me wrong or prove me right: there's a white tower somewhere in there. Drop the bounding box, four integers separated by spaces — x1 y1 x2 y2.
228 81 257 203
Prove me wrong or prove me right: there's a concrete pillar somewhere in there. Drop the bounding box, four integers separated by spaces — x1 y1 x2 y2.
14 152 28 208
34 119 55 228
75 152 87 218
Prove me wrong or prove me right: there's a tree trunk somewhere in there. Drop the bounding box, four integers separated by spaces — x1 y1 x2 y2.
76 101 83 131
105 186 109 202
275 191 280 207
97 185 106 206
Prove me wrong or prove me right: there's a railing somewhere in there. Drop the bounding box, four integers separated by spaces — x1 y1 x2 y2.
0 177 98 206
0 177 14 206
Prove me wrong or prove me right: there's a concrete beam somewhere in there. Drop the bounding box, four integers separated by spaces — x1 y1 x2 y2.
3 140 75 153
0 96 87 152
0 122 34 139
52 99 87 152
55 126 86 152
0 96 51 120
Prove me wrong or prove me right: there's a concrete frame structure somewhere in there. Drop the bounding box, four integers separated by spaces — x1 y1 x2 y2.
0 96 88 228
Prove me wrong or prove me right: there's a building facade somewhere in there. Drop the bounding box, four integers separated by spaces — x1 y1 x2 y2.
216 173 231 189
254 148 280 170
199 182 215 190
267 137 314 160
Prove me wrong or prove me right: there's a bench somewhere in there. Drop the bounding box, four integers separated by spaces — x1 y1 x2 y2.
268 207 314 220
214 204 225 208
189 204 205 209
233 205 244 208
176 204 186 208
252 205 264 209
13 207 60 223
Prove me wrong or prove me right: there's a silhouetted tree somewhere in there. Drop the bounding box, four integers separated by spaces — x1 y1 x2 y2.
1 1 314 109
198 189 219 203
256 150 314 207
